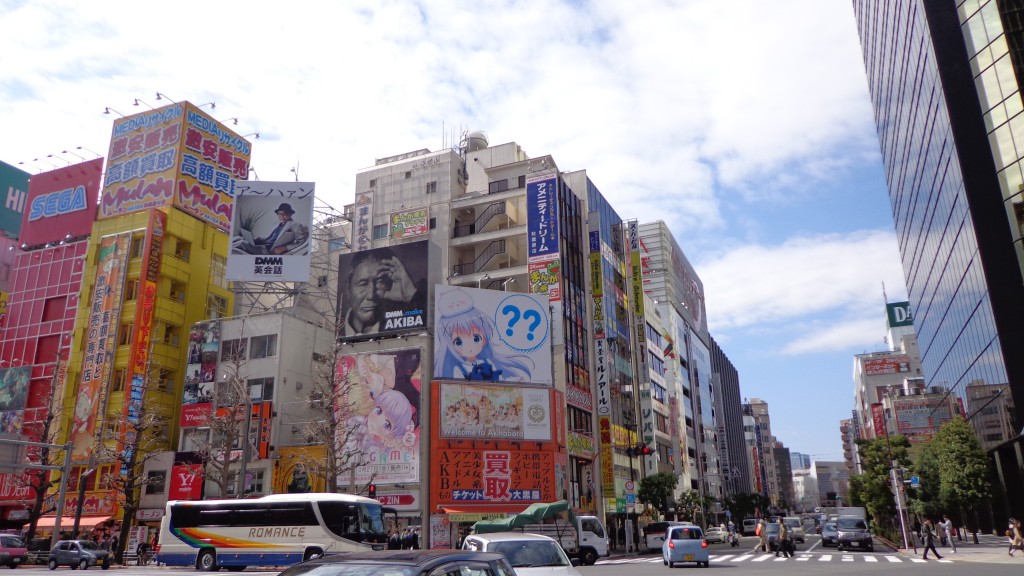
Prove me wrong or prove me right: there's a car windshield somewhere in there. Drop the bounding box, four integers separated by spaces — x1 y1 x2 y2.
279 564 415 576
765 524 779 534
0 536 24 547
669 528 702 540
837 518 867 530
488 541 569 567
823 523 837 532
785 519 800 527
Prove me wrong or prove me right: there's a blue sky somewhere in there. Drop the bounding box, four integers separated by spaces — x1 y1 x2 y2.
0 0 908 465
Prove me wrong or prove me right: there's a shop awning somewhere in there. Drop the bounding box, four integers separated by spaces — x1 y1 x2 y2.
441 505 527 522
33 515 111 528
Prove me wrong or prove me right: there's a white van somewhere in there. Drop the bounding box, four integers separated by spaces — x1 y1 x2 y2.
643 521 694 553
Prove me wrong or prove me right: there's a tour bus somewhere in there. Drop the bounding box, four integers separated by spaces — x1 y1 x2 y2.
156 493 388 571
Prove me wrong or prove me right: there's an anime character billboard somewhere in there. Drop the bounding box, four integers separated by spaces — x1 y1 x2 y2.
336 349 421 484
433 285 552 386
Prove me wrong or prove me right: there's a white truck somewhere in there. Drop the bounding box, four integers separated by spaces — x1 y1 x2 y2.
471 507 610 566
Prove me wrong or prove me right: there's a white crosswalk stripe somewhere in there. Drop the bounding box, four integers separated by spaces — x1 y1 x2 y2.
595 552 944 566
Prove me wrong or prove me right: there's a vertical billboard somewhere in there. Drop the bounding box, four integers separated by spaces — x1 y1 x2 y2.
180 321 220 428
120 210 166 472
100 102 251 231
227 181 314 282
20 159 103 246
390 206 429 239
71 233 131 459
526 172 562 301
336 240 429 340
0 161 30 239
433 285 551 385
438 383 552 440
353 191 373 251
336 348 422 484
0 367 30 436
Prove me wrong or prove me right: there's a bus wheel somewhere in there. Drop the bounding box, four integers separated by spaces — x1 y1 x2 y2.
580 549 598 566
197 550 217 572
303 549 323 562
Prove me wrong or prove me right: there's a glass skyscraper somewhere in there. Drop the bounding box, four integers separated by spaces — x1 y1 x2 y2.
853 0 1024 442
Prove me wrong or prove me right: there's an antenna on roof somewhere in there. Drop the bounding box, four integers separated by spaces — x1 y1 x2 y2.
881 280 888 304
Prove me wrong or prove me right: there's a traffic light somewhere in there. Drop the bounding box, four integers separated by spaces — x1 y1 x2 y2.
368 484 377 499
638 443 654 456
625 447 636 458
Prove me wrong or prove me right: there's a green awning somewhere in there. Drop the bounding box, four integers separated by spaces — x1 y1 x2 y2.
471 500 572 534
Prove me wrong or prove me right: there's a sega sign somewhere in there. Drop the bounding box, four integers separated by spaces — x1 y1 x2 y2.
20 158 102 246
28 185 87 221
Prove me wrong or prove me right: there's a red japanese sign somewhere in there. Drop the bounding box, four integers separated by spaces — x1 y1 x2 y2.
430 448 556 509
168 464 203 500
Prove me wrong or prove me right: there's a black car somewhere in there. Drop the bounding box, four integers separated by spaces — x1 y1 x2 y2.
835 517 874 552
277 550 516 576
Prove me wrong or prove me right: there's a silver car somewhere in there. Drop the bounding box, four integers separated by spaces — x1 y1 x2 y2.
47 540 110 570
821 522 839 547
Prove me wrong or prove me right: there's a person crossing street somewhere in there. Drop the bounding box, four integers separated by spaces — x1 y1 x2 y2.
921 518 943 560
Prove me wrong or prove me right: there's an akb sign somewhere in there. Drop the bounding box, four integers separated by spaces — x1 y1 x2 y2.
28 185 87 221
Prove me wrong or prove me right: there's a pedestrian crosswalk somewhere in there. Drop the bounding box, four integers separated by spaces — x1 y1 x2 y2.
596 552 954 565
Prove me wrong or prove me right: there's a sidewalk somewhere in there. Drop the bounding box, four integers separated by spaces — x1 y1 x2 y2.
897 533 1024 564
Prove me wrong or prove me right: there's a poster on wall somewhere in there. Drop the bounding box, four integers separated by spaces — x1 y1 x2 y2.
391 207 429 239
432 448 555 504
336 241 429 340
438 383 551 440
227 182 315 282
183 322 220 405
433 285 552 385
336 349 422 484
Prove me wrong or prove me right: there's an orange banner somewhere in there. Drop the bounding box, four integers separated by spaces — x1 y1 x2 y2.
431 448 556 506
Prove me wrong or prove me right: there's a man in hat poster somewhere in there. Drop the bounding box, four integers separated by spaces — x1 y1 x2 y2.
234 202 309 255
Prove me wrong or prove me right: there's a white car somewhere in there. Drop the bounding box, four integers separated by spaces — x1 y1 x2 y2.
704 526 726 543
462 531 583 576
662 525 709 568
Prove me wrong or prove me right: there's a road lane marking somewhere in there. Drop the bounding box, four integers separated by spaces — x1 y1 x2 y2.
751 554 773 562
796 556 810 561
864 556 878 562
885 556 902 562
842 555 854 562
711 555 735 562
732 555 753 562
819 555 832 561
910 558 927 563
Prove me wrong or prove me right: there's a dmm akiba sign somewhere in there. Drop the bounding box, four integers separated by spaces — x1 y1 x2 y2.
100 102 251 231
20 158 102 246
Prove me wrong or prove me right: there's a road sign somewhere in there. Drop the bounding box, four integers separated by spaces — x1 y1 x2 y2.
625 480 635 493
910 475 920 488
626 494 636 505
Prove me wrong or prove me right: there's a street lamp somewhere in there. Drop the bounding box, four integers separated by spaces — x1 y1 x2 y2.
477 274 491 289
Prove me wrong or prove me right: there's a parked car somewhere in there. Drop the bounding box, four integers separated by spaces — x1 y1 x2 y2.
704 526 726 544
47 540 110 570
462 531 582 576
662 524 709 568
741 518 758 536
0 534 28 568
277 550 514 576
836 517 874 552
783 517 806 543
820 522 839 547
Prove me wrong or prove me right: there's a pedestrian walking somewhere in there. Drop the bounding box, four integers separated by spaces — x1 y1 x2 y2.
1010 518 1023 557
921 519 943 560
941 515 956 553
752 519 769 554
913 518 922 545
936 518 947 546
777 521 793 558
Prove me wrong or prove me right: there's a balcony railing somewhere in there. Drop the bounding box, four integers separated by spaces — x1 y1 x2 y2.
452 239 506 276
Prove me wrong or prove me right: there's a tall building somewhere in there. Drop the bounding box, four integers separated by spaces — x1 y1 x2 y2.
854 1 1024 520
789 452 812 472
710 336 751 495
815 461 849 507
853 0 1024 508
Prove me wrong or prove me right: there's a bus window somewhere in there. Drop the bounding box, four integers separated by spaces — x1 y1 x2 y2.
318 502 362 540
359 503 386 543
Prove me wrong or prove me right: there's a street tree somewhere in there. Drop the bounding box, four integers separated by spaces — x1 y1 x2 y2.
908 441 944 520
673 489 716 525
637 472 677 516
17 362 68 545
94 389 170 563
722 492 771 523
933 417 992 536
848 434 911 541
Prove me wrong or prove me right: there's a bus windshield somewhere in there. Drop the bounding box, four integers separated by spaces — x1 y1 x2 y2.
317 501 387 544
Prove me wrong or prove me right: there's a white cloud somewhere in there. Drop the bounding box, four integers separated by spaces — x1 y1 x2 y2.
697 229 907 352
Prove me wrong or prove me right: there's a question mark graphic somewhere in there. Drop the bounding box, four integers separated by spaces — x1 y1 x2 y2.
522 310 542 341
502 304 521 337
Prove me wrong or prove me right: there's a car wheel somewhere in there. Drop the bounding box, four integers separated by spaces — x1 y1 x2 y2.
197 550 217 572
668 560 674 568
663 557 668 566
78 559 88 570
47 560 57 571
581 549 598 566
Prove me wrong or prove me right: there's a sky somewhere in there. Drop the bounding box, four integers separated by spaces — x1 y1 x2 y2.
0 1 909 466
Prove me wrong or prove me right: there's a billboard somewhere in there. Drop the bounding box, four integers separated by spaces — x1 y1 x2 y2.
228 181 314 282
526 173 559 259
863 355 911 376
894 396 957 443
337 241 429 339
352 190 373 251
100 102 251 231
391 206 429 239
0 160 29 239
336 348 422 484
71 233 131 459
181 319 219 414
432 448 556 504
438 382 552 440
19 159 102 246
886 301 913 328
433 285 552 385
